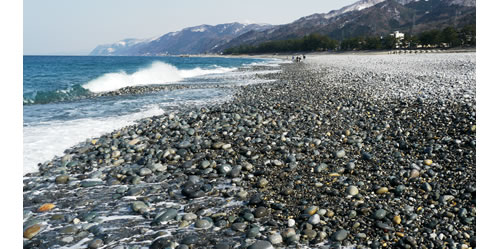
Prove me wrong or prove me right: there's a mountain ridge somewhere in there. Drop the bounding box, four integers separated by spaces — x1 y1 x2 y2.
214 0 475 52
89 22 273 56
89 0 475 55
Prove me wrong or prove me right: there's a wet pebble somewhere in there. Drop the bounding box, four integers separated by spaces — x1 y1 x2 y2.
249 240 274 249
332 229 348 241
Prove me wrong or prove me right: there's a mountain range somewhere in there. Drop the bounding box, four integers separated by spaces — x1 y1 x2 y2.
89 23 272 56
89 0 475 56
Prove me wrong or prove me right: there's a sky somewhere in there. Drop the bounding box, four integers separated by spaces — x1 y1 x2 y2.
24 0 358 55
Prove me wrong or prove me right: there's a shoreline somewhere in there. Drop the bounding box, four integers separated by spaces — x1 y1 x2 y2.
23 53 475 248
189 46 476 60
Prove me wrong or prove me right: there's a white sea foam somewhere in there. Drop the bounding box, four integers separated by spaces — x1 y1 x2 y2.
82 61 236 93
23 105 165 175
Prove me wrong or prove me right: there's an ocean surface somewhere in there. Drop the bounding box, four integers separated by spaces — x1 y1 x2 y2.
23 55 282 174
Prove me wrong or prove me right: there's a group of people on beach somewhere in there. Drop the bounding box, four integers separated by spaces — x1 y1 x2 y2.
291 54 306 63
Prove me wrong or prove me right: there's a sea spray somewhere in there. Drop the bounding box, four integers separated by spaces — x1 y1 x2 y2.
83 61 235 93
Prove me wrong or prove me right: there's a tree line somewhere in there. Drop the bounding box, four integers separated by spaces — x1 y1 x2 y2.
223 25 475 54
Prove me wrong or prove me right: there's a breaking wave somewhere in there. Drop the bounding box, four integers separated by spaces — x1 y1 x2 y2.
82 61 235 93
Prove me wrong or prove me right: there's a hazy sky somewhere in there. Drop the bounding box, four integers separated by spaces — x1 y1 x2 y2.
24 0 358 55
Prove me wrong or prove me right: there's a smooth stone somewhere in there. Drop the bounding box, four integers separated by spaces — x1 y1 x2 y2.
178 141 191 149
80 180 104 188
215 243 231 249
374 209 387 220
23 224 42 239
333 229 349 241
242 162 254 171
60 225 79 235
247 226 260 238
248 240 274 249
348 210 357 218
88 239 104 249
288 219 296 227
243 212 255 222
139 167 152 176
393 215 402 225
318 209 327 216
361 151 373 161
151 163 167 172
272 160 283 166
131 201 148 213
318 231 327 241
237 190 248 199
304 206 319 215
258 178 269 188
55 175 70 184
352 222 360 229
395 185 406 194
179 220 190 228
128 138 140 145
200 161 211 168
181 235 199 245
153 209 178 224
288 234 300 243
194 219 212 229
61 236 74 243
183 213 197 221
254 207 269 218
229 166 242 178
283 228 296 238
376 187 389 194
217 164 232 175
410 169 420 178
347 162 356 170
37 203 55 212
441 195 455 203
335 149 346 158
212 142 224 149
376 221 395 231
111 150 120 158
303 229 317 240
51 214 64 220
424 159 433 166
127 187 144 196
150 238 176 249
315 163 328 173
356 233 367 239
269 233 283 244
181 183 205 198
326 210 334 217
308 214 320 225
346 186 359 196
231 222 246 232
421 182 433 192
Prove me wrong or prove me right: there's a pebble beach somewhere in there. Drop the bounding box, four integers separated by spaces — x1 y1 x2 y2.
23 52 476 249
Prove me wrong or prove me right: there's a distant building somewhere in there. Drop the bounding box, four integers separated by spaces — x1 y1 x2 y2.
390 31 405 48
390 31 405 40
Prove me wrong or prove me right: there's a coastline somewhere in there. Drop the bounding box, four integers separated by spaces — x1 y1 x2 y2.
187 46 477 60
23 53 476 248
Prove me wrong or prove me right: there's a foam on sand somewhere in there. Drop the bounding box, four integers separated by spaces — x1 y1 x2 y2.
23 105 165 175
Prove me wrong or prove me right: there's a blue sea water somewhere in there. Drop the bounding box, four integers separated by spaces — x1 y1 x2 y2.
23 55 281 174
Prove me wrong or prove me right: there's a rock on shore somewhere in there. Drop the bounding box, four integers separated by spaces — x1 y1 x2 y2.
23 53 476 248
